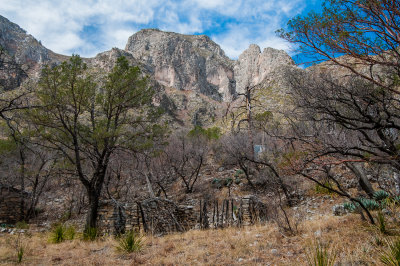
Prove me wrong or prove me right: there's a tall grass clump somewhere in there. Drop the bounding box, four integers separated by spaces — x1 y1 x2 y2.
381 238 400 265
306 241 336 266
83 227 98 241
14 234 24 263
50 224 76 243
377 212 388 235
116 230 143 253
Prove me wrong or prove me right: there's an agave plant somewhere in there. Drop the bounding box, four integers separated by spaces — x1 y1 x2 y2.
374 190 390 202
359 198 381 211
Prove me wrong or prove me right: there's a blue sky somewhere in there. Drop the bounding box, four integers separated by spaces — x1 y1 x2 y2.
0 0 322 59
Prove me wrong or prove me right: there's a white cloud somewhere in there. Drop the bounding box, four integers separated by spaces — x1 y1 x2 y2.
0 0 309 58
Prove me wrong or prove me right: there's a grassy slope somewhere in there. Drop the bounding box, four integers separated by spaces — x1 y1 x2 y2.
1 210 397 265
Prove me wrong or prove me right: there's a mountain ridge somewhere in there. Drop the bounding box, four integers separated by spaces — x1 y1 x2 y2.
0 14 296 127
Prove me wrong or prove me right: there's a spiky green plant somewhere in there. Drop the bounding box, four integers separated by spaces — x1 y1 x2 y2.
359 198 381 210
343 202 356 212
374 190 390 201
380 239 400 265
50 224 66 243
117 230 143 253
306 241 336 266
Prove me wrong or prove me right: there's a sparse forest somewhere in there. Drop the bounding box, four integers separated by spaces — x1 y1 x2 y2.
1 0 400 264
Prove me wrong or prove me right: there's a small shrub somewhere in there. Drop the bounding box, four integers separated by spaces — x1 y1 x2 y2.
50 224 66 243
314 182 333 195
374 190 390 201
117 230 143 253
65 225 76 240
83 227 97 241
380 238 400 265
15 221 29 230
306 241 336 266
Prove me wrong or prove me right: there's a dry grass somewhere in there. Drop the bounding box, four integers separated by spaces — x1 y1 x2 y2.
1 212 397 265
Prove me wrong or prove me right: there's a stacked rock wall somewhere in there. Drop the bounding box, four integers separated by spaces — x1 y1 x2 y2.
0 186 28 224
98 196 271 235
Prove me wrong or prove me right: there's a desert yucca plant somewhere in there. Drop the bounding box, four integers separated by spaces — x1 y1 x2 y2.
117 230 143 253
306 241 336 266
380 238 400 265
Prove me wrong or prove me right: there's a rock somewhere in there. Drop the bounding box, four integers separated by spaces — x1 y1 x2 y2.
270 249 278 255
332 204 348 216
125 29 235 102
238 258 244 262
234 45 295 94
0 15 298 128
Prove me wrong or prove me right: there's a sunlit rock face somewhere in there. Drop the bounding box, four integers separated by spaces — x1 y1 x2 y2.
234 44 295 94
0 13 298 127
125 29 236 102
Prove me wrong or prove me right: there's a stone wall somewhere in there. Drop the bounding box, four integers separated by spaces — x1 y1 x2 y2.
98 196 271 235
0 186 29 224
97 198 196 236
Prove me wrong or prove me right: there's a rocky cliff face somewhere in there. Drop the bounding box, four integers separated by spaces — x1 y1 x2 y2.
125 29 235 102
234 44 295 94
0 15 297 126
0 15 66 90
124 29 295 102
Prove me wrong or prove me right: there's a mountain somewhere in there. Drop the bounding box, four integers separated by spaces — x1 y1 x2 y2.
0 16 67 90
0 15 296 127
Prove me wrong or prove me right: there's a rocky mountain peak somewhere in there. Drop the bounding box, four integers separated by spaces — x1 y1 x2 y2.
234 44 295 94
0 15 51 66
124 28 235 102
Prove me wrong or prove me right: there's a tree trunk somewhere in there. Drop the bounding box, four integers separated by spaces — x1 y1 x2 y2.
144 173 155 198
346 163 374 198
19 148 25 221
85 189 100 231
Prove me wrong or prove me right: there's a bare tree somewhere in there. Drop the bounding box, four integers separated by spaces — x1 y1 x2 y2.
166 130 207 193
